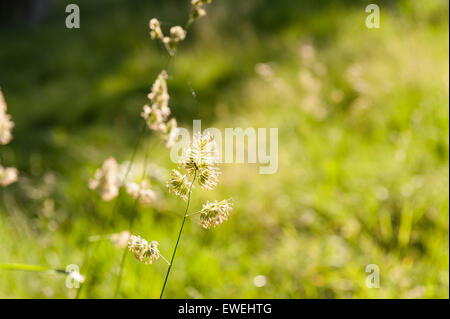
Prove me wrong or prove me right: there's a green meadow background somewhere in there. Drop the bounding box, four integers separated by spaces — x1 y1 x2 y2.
0 0 448 298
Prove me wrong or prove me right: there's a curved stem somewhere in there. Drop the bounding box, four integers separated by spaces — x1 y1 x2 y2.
159 170 197 299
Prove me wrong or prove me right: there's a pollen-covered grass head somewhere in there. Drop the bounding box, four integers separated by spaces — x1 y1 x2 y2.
182 132 220 191
141 70 170 131
167 133 221 201
167 169 190 201
0 89 18 186
0 89 14 146
190 0 213 22
89 157 119 201
0 165 18 187
126 179 157 205
141 71 179 149
199 199 233 229
148 17 186 56
111 230 131 249
163 118 178 148
128 235 160 265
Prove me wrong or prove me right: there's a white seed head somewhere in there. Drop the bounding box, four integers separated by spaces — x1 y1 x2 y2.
149 70 170 117
0 89 14 145
149 17 187 55
0 114 14 145
163 118 179 148
126 179 157 205
190 0 212 20
142 70 171 131
149 18 163 40
149 18 160 30
0 89 6 112
0 165 18 187
128 235 160 264
89 157 119 201
170 26 186 42
192 6 206 19
199 199 232 229
141 104 166 131
110 230 131 248
191 0 212 7
139 187 158 204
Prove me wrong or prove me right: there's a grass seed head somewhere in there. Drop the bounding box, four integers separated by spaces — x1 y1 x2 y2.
142 71 171 131
126 179 157 205
89 157 119 201
167 169 191 201
163 118 179 148
199 199 232 229
128 235 160 264
182 132 220 190
149 18 163 40
111 230 132 248
0 165 18 187
0 89 14 145
190 0 212 21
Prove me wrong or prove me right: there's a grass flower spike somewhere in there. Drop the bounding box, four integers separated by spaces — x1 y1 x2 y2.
141 104 165 131
142 70 170 130
149 18 163 40
89 157 119 201
190 0 212 23
0 165 18 187
163 118 179 148
141 71 179 148
162 132 231 298
0 113 13 145
147 70 170 119
0 89 14 145
162 26 187 56
148 17 186 56
167 133 220 200
126 179 157 205
128 235 160 265
182 132 220 191
110 230 131 249
0 89 18 187
0 89 6 112
107 0 231 298
199 199 232 229
167 169 190 201
170 26 187 42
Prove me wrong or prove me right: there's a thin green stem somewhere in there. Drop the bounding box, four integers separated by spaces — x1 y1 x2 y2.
77 123 147 298
111 49 175 299
159 170 197 299
113 139 151 298
0 263 66 274
185 18 194 30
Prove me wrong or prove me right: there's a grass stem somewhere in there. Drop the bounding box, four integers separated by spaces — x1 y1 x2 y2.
159 170 197 299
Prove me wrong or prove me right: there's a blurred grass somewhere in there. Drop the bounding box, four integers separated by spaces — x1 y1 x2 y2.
0 0 448 298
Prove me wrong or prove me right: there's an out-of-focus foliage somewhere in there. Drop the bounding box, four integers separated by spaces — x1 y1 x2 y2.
0 0 448 298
